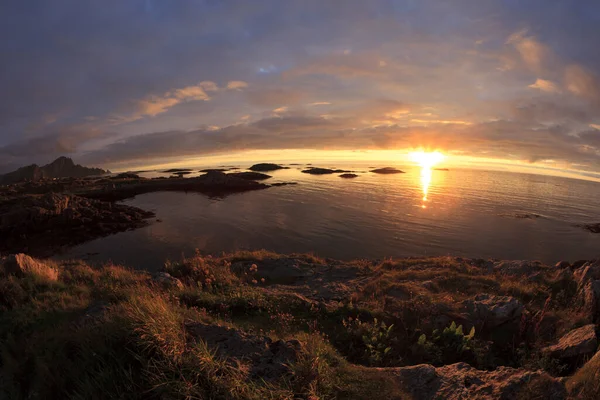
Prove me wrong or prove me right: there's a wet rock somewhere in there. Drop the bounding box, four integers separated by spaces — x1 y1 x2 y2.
185 322 301 380
387 362 566 400
555 261 571 269
543 324 598 359
248 163 288 172
1 253 58 281
461 294 524 328
339 173 359 178
227 172 272 181
370 167 405 174
154 272 184 290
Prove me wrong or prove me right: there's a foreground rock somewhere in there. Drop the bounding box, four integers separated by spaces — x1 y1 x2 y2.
370 167 405 174
248 163 288 172
462 294 524 328
1 253 59 281
388 362 566 399
153 272 184 290
185 322 301 380
0 192 155 255
543 324 598 360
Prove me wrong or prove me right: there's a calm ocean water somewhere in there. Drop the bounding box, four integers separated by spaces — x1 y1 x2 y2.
57 164 600 270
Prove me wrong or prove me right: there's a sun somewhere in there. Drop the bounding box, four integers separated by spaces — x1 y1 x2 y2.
409 150 445 169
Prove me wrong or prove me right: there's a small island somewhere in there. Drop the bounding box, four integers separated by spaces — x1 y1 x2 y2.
370 167 405 174
248 163 289 172
301 167 352 175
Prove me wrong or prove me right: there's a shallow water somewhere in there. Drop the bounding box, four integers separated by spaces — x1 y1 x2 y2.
57 164 600 270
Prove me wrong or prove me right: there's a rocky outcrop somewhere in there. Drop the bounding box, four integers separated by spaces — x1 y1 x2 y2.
461 294 524 328
0 193 155 255
387 362 566 400
185 322 301 380
543 324 598 359
0 157 107 185
370 167 405 174
0 253 58 281
248 163 288 172
572 262 600 322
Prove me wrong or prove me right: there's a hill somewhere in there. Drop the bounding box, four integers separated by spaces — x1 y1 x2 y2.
0 156 108 185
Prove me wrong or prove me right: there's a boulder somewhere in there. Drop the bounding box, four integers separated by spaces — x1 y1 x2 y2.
153 272 184 290
1 253 58 281
339 173 359 179
543 324 598 359
461 294 524 328
387 362 566 400
185 322 301 380
555 261 571 269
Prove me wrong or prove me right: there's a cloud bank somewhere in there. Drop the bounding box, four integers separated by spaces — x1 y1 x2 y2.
1 0 600 172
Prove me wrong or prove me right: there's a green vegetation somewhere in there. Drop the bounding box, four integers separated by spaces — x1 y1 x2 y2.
0 251 597 399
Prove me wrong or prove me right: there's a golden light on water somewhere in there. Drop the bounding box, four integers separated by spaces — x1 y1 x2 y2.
409 151 446 207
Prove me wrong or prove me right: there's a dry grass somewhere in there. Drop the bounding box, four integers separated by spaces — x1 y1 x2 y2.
0 252 593 399
567 352 600 399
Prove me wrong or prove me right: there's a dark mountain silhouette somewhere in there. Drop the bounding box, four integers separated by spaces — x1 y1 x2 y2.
0 156 108 185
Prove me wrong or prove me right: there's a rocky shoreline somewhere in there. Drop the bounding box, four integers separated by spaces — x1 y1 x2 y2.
1 251 599 398
0 170 278 256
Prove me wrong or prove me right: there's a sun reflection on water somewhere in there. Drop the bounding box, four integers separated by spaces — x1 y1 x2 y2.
408 150 445 208
420 167 432 206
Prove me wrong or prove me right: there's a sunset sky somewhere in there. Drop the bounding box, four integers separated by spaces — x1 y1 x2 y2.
2 1 600 174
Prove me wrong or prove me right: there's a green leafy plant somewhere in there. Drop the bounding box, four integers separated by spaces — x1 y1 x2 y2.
414 322 475 365
342 317 395 366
